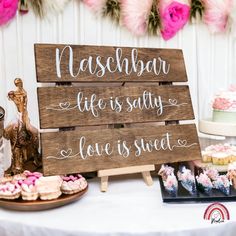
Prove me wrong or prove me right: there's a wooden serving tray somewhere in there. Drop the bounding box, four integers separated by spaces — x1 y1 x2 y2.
0 186 88 211
159 178 236 203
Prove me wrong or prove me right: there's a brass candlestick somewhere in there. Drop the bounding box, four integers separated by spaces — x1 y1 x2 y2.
4 78 41 175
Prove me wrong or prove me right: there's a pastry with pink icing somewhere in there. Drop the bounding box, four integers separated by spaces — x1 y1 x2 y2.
0 181 21 200
18 177 39 201
21 184 38 200
61 174 88 194
212 85 236 123
201 143 235 165
36 176 62 200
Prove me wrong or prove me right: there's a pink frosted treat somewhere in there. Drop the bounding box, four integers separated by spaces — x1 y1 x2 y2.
36 176 62 200
61 174 88 194
0 181 21 200
203 144 232 165
16 170 42 200
18 178 39 201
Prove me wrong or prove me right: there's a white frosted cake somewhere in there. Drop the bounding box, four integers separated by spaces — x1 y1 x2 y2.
212 85 236 124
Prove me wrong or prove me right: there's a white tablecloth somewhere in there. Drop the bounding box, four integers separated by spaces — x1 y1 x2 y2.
0 175 236 236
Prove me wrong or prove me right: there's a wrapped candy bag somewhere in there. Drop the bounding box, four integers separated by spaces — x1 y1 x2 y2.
196 172 213 195
163 174 178 197
177 166 196 195
158 165 178 197
213 175 230 196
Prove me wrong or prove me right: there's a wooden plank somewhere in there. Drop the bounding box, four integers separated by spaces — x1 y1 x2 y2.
35 44 187 83
41 124 201 175
38 85 194 129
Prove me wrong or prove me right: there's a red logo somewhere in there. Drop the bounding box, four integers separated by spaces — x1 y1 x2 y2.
204 202 230 224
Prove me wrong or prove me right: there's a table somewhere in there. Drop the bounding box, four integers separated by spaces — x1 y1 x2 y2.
0 175 236 236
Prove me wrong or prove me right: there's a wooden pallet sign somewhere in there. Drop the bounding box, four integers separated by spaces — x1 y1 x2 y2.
35 44 201 178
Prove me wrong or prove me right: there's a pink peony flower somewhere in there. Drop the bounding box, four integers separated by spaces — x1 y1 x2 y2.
160 0 190 40
0 0 18 26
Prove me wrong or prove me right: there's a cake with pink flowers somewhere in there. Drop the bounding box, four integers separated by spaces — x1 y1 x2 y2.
212 85 236 123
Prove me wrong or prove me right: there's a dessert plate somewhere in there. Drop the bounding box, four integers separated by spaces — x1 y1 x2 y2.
0 186 88 211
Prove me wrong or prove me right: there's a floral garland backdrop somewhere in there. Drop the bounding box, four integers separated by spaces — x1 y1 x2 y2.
0 0 235 40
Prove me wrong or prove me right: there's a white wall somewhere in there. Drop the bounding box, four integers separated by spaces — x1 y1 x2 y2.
0 0 235 129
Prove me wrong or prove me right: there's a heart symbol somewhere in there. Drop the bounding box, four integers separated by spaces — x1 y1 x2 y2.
169 99 178 105
178 139 187 146
60 148 72 157
59 102 70 110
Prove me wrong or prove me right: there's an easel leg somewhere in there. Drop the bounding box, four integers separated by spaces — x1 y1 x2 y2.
142 171 153 186
100 176 108 192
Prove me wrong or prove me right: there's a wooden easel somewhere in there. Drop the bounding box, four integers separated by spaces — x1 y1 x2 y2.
97 81 155 192
98 165 155 192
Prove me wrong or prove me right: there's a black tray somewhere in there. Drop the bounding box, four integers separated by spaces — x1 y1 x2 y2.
159 177 236 203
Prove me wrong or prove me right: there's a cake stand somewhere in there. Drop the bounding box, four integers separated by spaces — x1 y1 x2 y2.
199 119 236 138
192 119 236 172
